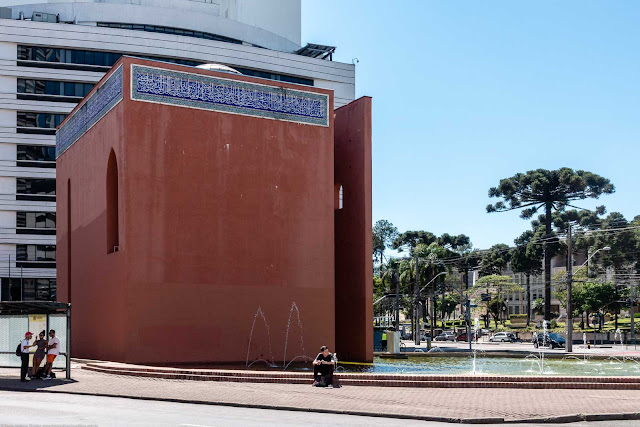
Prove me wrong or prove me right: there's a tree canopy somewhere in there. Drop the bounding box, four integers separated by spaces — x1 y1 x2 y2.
392 230 470 254
510 230 543 277
487 168 614 320
372 219 398 265
479 244 511 276
486 168 614 218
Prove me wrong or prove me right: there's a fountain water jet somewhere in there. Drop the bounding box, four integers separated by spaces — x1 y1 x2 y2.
282 302 312 369
246 306 277 368
525 321 549 374
474 318 480 344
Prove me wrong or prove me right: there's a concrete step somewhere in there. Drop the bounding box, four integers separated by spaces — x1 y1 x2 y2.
83 364 640 389
83 365 310 384
84 363 640 383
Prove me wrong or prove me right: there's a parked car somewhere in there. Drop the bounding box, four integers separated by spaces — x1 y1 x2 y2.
489 332 517 343
533 332 566 349
434 332 455 341
455 331 477 342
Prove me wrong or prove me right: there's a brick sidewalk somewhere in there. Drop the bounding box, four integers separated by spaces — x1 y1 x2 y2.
1 367 639 423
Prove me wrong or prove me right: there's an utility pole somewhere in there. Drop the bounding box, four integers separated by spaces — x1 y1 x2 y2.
394 269 400 332
414 254 420 346
566 224 573 353
466 299 472 351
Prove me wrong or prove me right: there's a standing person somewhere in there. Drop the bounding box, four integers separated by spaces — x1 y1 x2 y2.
312 345 340 388
20 332 33 382
31 331 47 379
43 329 60 380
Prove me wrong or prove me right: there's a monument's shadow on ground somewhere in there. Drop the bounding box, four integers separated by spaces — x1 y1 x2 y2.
0 377 78 391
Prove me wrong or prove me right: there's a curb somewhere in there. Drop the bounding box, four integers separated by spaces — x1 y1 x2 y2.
1 384 640 424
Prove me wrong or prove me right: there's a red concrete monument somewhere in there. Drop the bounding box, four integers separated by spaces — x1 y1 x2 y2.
56 57 372 365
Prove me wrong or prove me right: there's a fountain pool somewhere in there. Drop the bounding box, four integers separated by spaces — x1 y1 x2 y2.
171 355 640 377
337 355 640 376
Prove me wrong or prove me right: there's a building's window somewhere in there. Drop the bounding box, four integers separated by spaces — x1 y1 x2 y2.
17 145 56 168
17 78 94 101
17 45 313 86
515 306 520 315
18 45 201 70
17 112 66 128
16 244 56 269
0 278 56 301
16 178 56 202
16 112 66 135
234 67 314 86
106 150 119 253
16 212 56 235
334 184 343 210
97 22 243 45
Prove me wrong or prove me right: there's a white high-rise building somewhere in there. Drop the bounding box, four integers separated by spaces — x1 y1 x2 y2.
0 0 355 301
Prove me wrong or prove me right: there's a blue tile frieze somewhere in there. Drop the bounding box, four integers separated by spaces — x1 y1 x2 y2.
130 64 329 127
56 65 124 158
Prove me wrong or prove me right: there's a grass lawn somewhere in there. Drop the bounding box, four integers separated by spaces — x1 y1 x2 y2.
440 317 638 334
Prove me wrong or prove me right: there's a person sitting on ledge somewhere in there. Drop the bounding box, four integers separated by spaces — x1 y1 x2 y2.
312 345 340 388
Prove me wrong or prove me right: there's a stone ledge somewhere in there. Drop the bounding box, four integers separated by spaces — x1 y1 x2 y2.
83 363 640 390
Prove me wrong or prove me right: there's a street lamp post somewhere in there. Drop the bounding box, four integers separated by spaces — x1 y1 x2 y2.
566 223 610 353
630 286 637 346
414 254 420 346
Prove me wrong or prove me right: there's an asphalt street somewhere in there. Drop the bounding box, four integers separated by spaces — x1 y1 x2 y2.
0 391 638 426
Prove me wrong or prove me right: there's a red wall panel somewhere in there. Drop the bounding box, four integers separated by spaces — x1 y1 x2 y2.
334 97 374 362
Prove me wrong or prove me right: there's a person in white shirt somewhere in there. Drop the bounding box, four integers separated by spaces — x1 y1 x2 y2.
43 329 60 380
20 332 33 382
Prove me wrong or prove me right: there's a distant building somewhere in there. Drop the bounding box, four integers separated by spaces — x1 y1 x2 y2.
465 252 588 320
0 0 354 301
502 253 587 318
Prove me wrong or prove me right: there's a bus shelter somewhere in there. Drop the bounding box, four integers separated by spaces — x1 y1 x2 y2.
0 302 71 379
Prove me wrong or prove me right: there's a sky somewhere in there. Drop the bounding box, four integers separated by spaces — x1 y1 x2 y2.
301 1 640 250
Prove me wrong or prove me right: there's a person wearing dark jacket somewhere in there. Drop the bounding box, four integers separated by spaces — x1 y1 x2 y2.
312 345 340 387
20 332 34 382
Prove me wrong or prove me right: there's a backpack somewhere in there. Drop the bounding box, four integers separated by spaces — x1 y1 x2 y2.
15 342 21 357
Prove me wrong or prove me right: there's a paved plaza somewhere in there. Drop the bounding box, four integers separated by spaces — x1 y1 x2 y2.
1 365 640 424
